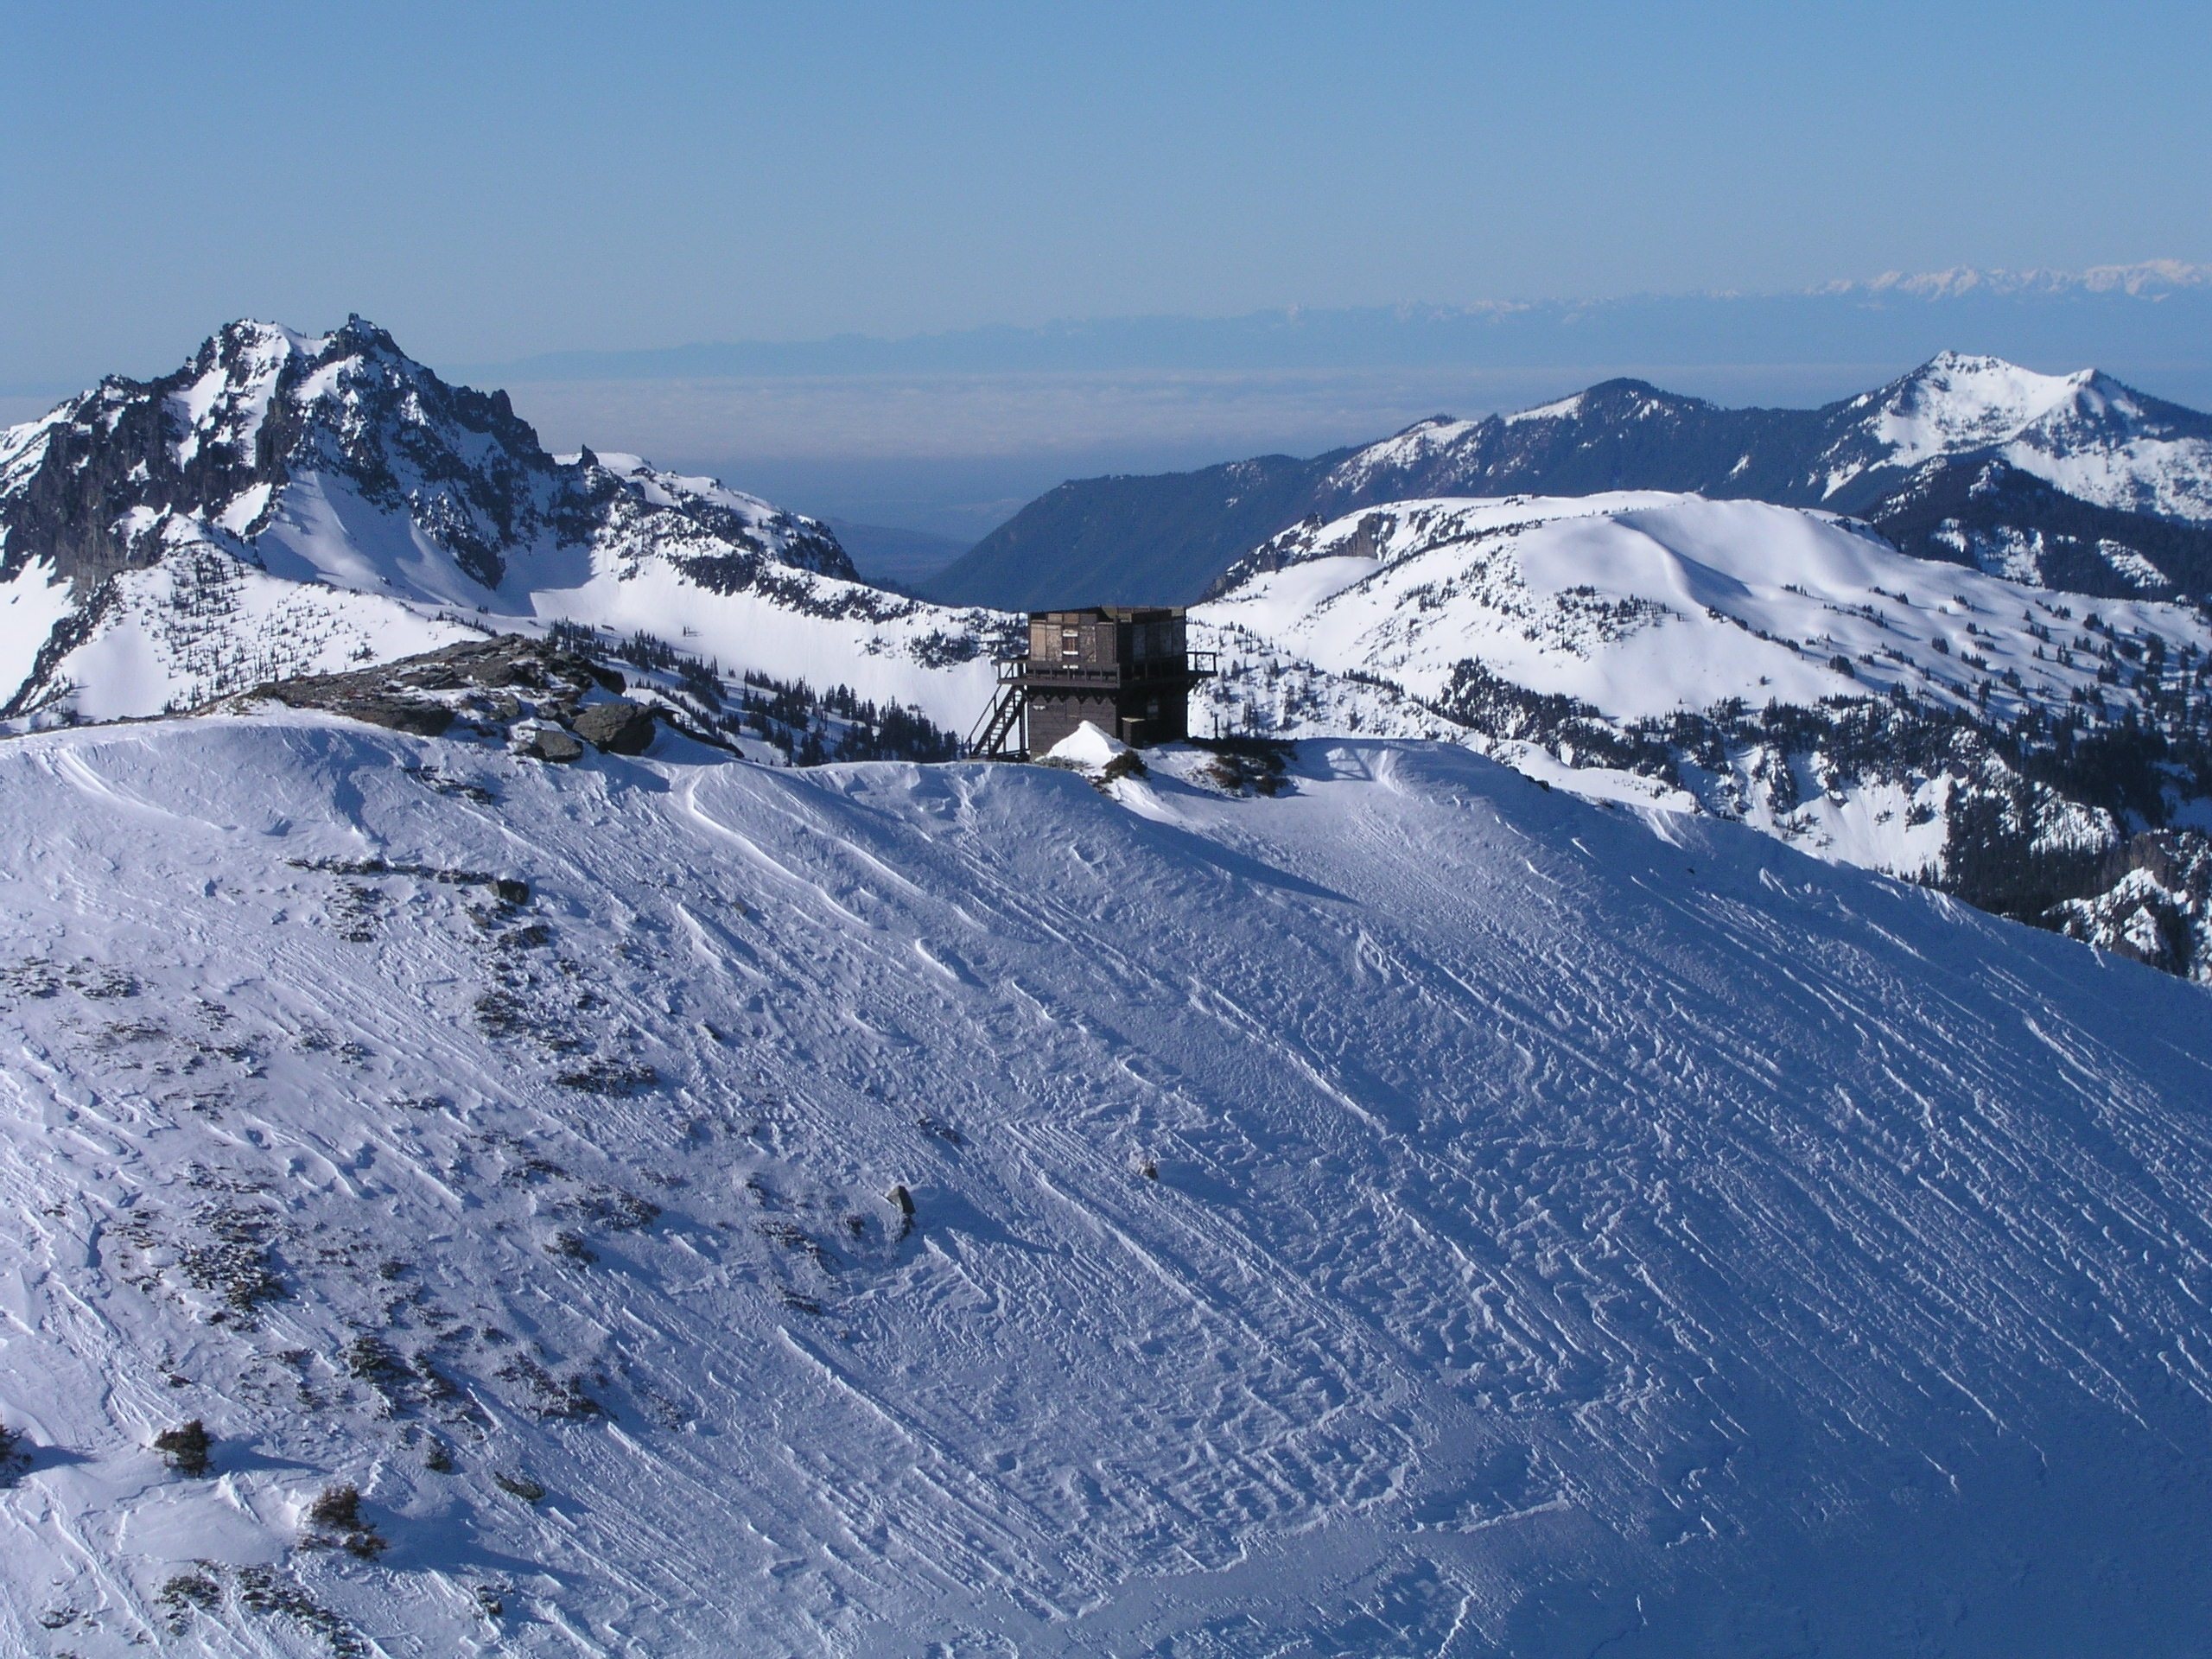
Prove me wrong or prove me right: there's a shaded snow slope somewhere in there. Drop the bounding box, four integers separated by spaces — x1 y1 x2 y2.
0 320 1006 731
3 715 2212 1654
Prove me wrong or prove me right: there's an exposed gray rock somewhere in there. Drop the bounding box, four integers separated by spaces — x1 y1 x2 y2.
572 700 656 755
0 318 860 597
234 636 613 740
528 728 584 764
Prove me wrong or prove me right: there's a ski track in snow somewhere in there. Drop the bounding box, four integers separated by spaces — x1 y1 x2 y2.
0 716 2209 1654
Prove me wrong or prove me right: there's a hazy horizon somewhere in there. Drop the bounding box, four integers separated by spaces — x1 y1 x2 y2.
8 270 2212 544
7 0 2209 543
9 3 2209 364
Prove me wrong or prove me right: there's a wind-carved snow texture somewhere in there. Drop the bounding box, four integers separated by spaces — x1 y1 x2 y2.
3 711 2212 1655
0 319 1007 730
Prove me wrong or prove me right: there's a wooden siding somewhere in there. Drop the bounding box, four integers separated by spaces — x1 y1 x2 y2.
1014 606 1206 753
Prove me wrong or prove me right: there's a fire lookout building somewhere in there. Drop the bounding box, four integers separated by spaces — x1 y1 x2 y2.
969 607 1217 759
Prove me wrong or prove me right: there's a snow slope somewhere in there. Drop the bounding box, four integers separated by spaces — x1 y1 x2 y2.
3 711 2212 1655
1202 492 2212 725
1192 491 2212 976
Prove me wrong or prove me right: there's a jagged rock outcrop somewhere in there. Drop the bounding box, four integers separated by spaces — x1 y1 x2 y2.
231 635 656 762
570 698 657 755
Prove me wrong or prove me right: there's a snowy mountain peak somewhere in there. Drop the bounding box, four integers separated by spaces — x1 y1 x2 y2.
1561 376 1710 416
0 316 856 600
1867 352 2094 464
0 320 1033 729
945 353 2212 613
1808 351 2212 526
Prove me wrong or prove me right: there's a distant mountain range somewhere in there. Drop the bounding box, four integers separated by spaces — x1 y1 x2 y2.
13 315 2212 985
925 353 2212 608
467 263 2212 382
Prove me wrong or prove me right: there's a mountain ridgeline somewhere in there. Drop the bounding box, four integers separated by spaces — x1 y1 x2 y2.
925 353 2212 607
0 315 858 597
1192 493 2212 983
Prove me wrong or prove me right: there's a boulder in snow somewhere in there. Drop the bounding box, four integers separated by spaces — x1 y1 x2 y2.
527 726 584 764
573 699 657 755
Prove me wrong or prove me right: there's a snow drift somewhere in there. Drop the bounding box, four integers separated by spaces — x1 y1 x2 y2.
1194 492 2212 979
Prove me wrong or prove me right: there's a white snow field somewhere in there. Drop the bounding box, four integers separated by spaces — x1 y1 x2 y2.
1192 492 2212 882
1822 350 2212 522
3 712 2212 1656
1200 493 2212 726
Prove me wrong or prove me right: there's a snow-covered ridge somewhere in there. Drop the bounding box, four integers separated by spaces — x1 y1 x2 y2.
4 709 2212 1653
1194 491 2212 969
1163 352 2212 611
1207 491 2212 723
1319 351 2212 531
1859 352 2105 469
950 346 2212 616
0 318 1009 731
1849 259 2211 298
1320 415 1484 491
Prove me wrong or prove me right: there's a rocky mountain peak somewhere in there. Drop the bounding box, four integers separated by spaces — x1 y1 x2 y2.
0 316 860 602
0 319 990 730
1812 351 2212 531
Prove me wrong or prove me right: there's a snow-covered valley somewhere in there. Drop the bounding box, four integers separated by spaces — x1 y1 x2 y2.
3 706 2212 1654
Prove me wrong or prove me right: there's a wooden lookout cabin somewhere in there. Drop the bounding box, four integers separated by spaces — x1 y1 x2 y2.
968 607 1217 759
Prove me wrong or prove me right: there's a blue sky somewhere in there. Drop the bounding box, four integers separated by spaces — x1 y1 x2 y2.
4 0 2208 384
4 1 2209 537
